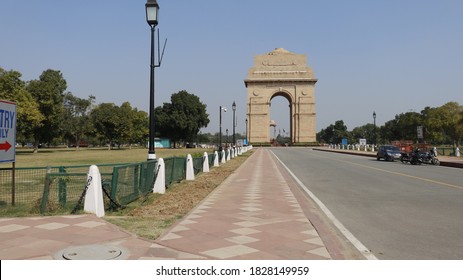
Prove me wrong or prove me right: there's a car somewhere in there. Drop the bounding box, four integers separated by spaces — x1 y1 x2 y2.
376 145 402 161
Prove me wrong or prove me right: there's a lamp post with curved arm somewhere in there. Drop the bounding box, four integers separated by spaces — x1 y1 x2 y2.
146 0 159 160
219 106 227 152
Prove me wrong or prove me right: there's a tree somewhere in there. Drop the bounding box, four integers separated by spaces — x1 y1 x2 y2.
27 69 67 151
90 103 120 149
422 102 463 146
317 120 350 144
62 93 95 148
129 107 149 147
155 90 209 147
0 68 44 144
90 102 148 149
118 102 148 147
351 124 376 143
381 112 422 143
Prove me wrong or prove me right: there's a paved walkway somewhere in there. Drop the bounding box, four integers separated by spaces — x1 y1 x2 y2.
0 148 354 260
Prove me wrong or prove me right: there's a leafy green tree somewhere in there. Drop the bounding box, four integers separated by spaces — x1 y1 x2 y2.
62 93 95 148
381 112 422 143
317 120 350 144
422 102 463 146
90 103 120 149
27 69 67 151
129 108 149 147
155 90 209 147
90 102 148 149
351 123 376 143
0 67 44 144
118 102 148 147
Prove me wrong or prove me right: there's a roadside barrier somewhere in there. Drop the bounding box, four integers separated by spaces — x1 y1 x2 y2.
0 146 253 216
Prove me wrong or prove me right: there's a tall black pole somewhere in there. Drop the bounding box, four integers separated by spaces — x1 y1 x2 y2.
232 104 236 146
219 106 222 152
148 25 156 160
245 118 248 144
373 111 376 147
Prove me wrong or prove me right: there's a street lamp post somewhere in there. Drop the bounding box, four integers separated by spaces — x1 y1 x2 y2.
226 129 229 147
373 111 377 146
232 101 236 146
219 106 227 151
245 118 248 145
146 0 159 160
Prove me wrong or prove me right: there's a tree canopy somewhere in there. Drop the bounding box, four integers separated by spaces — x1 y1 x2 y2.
155 90 209 147
0 68 44 144
318 102 463 146
27 69 67 150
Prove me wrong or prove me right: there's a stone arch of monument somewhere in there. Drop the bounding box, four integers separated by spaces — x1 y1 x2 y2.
244 48 318 144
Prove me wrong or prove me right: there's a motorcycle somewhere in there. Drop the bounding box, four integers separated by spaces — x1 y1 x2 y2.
400 150 440 166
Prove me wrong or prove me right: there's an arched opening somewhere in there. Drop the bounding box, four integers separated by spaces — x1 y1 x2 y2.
269 93 292 146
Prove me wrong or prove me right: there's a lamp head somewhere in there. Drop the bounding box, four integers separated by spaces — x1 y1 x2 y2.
146 0 159 26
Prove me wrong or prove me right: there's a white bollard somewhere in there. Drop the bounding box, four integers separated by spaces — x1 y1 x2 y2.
221 150 226 164
202 152 210 172
227 148 231 161
456 147 460 157
84 165 105 217
153 158 165 194
213 151 219 167
186 154 195 180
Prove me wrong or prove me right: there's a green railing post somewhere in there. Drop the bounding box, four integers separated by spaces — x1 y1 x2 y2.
110 167 119 211
133 164 140 196
170 157 176 185
40 167 52 214
58 166 67 207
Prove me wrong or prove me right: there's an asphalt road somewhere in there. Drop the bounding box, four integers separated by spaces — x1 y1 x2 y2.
270 147 463 260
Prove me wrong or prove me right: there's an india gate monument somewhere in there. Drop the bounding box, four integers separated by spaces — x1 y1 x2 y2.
244 48 317 145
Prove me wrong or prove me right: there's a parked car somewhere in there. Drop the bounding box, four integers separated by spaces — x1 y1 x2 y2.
376 145 402 161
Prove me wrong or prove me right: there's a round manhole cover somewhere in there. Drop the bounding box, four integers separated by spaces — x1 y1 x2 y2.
57 245 128 260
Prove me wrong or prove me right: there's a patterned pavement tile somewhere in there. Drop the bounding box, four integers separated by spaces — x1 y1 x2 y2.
0 224 30 233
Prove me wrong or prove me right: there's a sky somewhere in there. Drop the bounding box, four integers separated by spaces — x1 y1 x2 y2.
1 0 462 137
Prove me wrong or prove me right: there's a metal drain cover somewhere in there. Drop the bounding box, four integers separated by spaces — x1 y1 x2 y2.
56 245 128 260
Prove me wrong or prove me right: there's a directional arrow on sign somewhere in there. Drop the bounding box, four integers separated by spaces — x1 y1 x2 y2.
0 141 12 152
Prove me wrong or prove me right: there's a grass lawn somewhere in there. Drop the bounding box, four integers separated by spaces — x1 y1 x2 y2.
2 147 215 168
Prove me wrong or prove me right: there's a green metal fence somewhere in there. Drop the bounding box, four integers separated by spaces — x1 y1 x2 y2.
1 152 224 215
435 147 460 156
1 166 60 209
109 160 158 209
40 172 91 214
192 155 204 175
164 156 186 187
208 153 216 166
1 164 123 214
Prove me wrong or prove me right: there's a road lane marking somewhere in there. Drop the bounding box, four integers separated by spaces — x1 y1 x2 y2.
270 150 378 260
315 153 463 191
